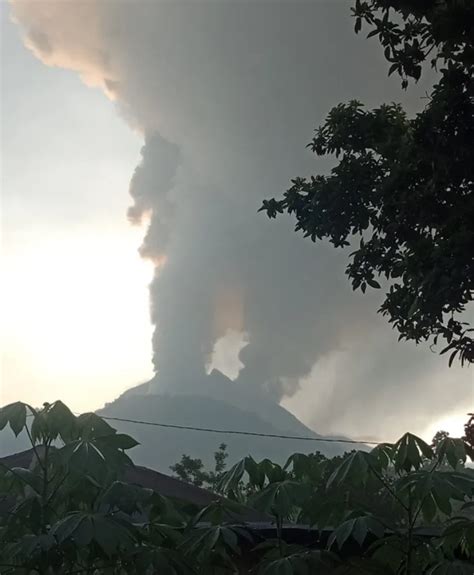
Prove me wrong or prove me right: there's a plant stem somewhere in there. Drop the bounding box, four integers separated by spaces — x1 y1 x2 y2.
405 489 413 575
276 515 283 558
40 442 50 534
25 424 46 473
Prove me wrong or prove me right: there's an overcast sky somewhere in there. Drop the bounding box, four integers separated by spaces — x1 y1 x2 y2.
1 1 472 442
1 5 154 411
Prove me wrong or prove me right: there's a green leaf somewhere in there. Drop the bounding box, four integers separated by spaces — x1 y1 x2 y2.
259 550 338 574
250 482 280 514
0 402 28 436
8 467 42 494
43 401 77 442
92 514 136 556
246 456 267 488
260 459 286 484
370 443 394 469
327 451 375 488
221 526 241 555
101 480 153 514
393 433 433 472
421 493 437 523
284 452 326 481
102 433 140 450
217 457 246 493
260 557 294 575
52 512 136 556
367 278 381 289
52 512 87 544
328 516 384 550
427 561 474 575
250 480 309 519
328 518 355 550
388 63 399 76
76 412 116 439
436 437 468 469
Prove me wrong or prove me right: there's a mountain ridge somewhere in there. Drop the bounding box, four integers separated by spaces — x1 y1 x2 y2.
98 370 351 471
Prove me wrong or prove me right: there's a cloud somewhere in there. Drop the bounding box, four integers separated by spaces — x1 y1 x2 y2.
10 0 472 437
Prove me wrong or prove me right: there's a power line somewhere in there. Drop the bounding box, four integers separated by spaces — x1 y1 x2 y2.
99 415 381 446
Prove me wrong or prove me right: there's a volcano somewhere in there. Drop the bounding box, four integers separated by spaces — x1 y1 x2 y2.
98 369 349 472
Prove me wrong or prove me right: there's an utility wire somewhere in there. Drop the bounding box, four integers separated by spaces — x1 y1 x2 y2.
99 415 381 446
25 410 382 446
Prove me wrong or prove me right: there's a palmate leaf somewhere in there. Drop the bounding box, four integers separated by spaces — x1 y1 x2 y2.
133 546 193 575
396 470 474 522
76 412 116 439
59 439 109 480
189 498 246 527
245 455 267 489
368 535 406 572
370 443 394 470
284 452 326 481
427 561 474 575
59 434 134 482
259 550 339 575
149 492 187 526
51 511 137 557
326 450 376 488
328 515 384 550
3 495 44 537
3 533 56 562
393 433 433 472
301 494 348 529
333 556 398 574
436 437 470 469
180 524 245 565
145 522 184 548
217 456 289 495
259 556 305 575
249 480 310 519
0 402 28 437
101 480 153 515
259 459 287 484
97 433 140 451
7 467 42 495
253 539 305 563
439 518 474 558
217 457 247 494
30 401 77 444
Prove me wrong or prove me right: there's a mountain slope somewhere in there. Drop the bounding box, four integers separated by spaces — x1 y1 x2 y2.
98 370 349 471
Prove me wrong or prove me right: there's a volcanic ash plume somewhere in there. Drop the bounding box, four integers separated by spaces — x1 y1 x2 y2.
10 0 472 437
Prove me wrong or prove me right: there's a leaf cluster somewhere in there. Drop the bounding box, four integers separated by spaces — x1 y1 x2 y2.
260 0 474 365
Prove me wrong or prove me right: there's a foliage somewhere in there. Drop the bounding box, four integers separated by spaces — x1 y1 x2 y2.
1 401 474 574
465 414 474 450
170 443 229 491
217 425 474 574
0 401 243 574
260 0 474 365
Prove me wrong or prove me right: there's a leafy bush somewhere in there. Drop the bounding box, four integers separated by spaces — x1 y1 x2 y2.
1 401 473 574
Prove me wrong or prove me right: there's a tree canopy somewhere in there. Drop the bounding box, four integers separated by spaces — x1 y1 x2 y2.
261 0 474 366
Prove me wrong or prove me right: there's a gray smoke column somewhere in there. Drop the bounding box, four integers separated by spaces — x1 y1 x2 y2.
128 133 180 264
10 0 472 435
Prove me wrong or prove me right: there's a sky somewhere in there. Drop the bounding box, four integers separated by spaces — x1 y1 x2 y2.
1 0 472 443
1 5 154 411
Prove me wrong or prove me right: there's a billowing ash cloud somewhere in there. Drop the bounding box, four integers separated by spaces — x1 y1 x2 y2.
10 0 471 436
128 133 180 263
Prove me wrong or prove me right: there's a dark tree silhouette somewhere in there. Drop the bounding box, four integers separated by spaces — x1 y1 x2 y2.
262 0 474 366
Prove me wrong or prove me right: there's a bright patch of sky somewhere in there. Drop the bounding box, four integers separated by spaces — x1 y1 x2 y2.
1 8 153 412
